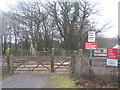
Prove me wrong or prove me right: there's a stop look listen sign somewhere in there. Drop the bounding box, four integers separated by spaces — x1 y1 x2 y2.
88 31 96 42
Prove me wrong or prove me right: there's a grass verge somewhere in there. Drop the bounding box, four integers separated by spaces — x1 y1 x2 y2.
73 73 118 88
46 74 76 88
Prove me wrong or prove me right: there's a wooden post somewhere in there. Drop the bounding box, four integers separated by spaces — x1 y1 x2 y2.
71 55 75 73
89 50 92 66
6 54 10 73
51 52 54 72
9 55 14 73
6 54 14 74
70 50 76 74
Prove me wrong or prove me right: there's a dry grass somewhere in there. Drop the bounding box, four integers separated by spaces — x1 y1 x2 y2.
72 73 118 88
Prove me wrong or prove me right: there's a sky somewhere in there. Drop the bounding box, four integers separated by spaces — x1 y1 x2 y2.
0 0 119 38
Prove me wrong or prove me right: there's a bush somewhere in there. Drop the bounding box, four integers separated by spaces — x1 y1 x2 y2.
71 73 118 88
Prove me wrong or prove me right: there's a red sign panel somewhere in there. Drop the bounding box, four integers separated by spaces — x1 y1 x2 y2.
107 48 118 59
85 42 98 50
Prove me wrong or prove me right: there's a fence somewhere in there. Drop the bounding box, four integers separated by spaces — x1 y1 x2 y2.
2 50 94 75
82 51 119 76
71 50 94 76
4 49 117 76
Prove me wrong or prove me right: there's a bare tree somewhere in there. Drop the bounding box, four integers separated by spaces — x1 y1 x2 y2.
10 1 48 51
45 1 100 50
0 12 13 54
0 0 111 53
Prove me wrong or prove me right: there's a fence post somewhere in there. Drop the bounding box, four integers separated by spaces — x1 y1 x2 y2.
6 54 10 73
50 52 54 72
89 50 93 66
79 49 83 74
6 54 14 74
10 55 14 73
71 55 75 73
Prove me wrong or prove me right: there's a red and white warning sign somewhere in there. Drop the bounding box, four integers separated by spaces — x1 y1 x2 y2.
107 48 118 66
85 42 98 50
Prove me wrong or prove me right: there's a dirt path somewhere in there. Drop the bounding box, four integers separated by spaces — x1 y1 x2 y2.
2 71 50 88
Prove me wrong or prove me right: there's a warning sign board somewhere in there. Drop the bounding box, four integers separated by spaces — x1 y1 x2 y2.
107 48 118 59
107 48 118 66
85 42 98 50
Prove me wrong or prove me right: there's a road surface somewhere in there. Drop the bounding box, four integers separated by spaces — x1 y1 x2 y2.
2 71 50 88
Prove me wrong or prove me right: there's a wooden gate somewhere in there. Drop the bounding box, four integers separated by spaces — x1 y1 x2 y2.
12 56 51 72
5 55 73 73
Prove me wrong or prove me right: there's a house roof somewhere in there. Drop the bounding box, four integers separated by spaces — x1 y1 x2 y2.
113 44 120 49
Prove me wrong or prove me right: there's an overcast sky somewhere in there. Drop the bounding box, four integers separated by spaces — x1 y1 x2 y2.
0 0 119 38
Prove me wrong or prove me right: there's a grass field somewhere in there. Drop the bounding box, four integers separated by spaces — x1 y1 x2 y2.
46 74 76 88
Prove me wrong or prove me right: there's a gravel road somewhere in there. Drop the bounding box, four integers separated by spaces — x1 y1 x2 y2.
2 71 50 88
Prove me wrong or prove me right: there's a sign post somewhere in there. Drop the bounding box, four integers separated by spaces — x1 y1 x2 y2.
84 31 97 66
107 48 118 66
88 31 96 66
89 50 93 66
